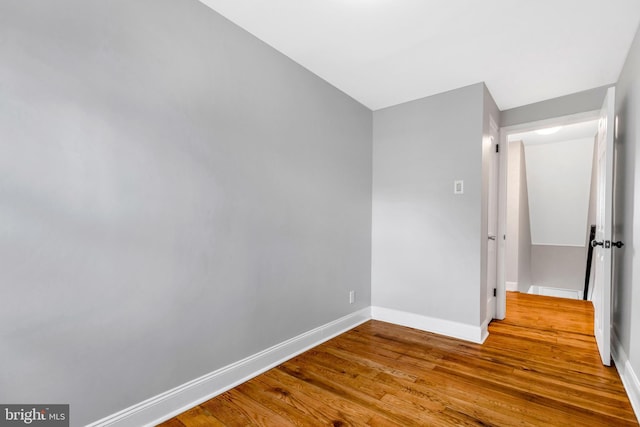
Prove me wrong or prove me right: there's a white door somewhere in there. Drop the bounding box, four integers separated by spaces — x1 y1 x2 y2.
487 121 500 320
592 86 615 366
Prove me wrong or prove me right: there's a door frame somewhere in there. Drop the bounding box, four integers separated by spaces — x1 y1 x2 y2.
495 110 601 320
486 117 500 325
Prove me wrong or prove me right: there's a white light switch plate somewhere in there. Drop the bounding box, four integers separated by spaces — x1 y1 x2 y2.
454 180 464 194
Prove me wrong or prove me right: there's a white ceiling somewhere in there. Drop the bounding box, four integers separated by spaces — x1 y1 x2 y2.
508 120 599 145
199 0 640 111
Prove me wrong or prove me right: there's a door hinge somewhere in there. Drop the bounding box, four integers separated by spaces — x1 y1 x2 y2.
495 144 499 153
605 240 611 249
493 288 497 297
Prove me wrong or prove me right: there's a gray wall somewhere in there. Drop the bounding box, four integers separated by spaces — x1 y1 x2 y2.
517 153 533 294
505 141 532 292
614 22 640 394
501 85 613 127
585 137 599 297
587 136 599 231
530 245 586 292
0 1 372 425
371 83 484 327
506 141 522 286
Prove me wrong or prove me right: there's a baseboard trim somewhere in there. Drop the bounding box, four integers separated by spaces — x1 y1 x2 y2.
506 281 518 291
480 318 490 344
87 305 489 426
528 285 581 300
86 307 372 427
371 306 486 344
612 331 640 423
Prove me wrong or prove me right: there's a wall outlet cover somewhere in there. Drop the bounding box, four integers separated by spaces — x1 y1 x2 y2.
454 180 464 194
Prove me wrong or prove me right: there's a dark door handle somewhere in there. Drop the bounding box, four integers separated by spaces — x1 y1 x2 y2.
591 240 604 248
613 241 625 248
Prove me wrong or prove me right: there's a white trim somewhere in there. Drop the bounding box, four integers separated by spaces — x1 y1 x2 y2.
496 126 509 320
506 281 518 291
371 306 487 344
86 308 371 427
486 296 496 327
527 285 582 300
503 110 601 135
612 331 640 423
527 285 581 299
480 318 490 343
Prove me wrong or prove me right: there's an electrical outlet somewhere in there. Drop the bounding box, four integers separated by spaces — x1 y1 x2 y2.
349 290 355 304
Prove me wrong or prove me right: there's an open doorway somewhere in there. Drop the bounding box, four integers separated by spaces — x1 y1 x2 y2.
494 110 602 323
495 88 618 367
505 120 599 301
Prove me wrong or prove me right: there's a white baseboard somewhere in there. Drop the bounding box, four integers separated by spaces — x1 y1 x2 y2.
87 305 489 426
528 285 581 300
480 318 490 343
612 331 640 423
506 281 518 291
371 306 487 344
86 307 371 427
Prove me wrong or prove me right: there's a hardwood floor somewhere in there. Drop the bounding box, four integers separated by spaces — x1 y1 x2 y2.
159 292 638 426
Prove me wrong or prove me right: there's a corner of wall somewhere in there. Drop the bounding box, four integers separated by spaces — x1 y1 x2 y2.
371 306 487 344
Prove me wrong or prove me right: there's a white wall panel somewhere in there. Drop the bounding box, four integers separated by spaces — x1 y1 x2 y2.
524 138 595 246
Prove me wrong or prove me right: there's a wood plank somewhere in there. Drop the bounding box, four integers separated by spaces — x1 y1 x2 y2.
160 292 638 426
156 418 186 427
234 377 335 426
263 366 379 425
175 406 224 427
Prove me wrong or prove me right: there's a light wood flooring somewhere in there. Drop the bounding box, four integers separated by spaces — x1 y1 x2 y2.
159 292 638 426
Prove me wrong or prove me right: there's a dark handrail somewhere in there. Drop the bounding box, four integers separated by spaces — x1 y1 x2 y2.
584 224 596 300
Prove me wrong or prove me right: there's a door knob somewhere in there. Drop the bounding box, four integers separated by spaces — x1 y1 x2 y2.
488 235 496 241
613 241 625 248
591 240 604 248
